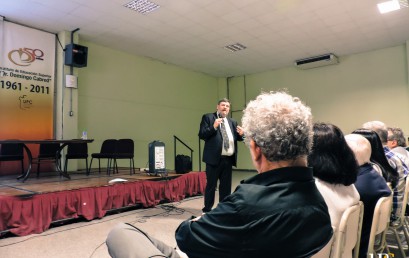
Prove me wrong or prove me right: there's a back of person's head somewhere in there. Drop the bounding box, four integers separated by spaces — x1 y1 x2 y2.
351 128 396 180
307 123 358 186
345 134 371 166
388 127 407 147
362 121 388 143
241 90 312 162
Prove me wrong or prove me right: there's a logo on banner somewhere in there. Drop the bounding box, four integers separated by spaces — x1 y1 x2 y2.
19 95 33 110
8 47 44 66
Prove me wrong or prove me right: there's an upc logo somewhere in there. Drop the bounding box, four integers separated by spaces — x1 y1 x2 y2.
8 47 44 66
19 95 32 110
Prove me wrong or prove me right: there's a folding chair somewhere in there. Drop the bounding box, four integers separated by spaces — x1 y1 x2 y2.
64 142 89 175
89 139 117 175
388 176 409 258
331 202 364 258
114 139 135 175
35 142 61 177
367 194 393 256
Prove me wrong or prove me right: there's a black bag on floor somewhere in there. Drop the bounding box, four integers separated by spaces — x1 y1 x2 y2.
175 155 192 174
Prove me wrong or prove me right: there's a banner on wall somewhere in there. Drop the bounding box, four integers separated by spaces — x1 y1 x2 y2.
0 20 55 139
0 19 56 173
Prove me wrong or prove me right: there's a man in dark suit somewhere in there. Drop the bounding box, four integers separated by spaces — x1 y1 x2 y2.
198 98 244 212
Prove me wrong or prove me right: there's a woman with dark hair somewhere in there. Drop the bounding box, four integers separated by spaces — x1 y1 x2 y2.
352 128 398 187
308 123 360 228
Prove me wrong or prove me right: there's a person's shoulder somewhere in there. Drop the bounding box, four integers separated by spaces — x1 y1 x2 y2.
221 185 267 215
392 149 409 162
385 152 399 168
230 178 279 204
362 163 384 176
203 112 216 117
228 183 260 201
201 113 215 120
370 162 383 176
367 166 391 189
315 178 359 196
356 168 391 194
314 178 329 190
391 154 404 166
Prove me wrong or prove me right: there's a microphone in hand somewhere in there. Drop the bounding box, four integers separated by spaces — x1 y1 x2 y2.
214 113 223 128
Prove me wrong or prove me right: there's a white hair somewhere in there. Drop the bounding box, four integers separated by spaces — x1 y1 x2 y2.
241 91 313 161
345 134 371 166
362 121 388 143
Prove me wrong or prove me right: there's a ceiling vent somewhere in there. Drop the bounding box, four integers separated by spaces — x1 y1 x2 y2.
124 0 160 14
224 43 247 52
295 53 339 70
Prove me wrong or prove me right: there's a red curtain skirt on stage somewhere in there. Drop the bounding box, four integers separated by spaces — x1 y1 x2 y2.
0 172 206 236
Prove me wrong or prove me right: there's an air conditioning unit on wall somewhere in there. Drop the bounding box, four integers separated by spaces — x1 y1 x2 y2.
295 53 339 70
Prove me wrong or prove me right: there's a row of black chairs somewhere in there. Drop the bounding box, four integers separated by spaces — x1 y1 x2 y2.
0 139 135 177
89 139 135 176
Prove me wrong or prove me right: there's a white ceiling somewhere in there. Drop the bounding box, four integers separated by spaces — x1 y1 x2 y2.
2 0 409 77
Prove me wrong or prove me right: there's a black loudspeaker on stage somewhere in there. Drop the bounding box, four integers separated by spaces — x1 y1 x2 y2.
65 44 88 68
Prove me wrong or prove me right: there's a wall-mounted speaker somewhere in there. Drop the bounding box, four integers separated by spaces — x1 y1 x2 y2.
65 44 88 68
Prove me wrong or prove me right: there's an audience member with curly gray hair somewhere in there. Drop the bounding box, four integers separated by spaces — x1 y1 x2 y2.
241 91 313 162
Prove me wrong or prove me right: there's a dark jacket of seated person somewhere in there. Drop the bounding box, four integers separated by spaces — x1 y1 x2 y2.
175 166 333 258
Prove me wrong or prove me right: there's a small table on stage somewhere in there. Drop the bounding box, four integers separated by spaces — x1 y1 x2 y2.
0 139 94 182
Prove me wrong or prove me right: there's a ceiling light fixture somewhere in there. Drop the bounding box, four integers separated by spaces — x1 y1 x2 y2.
124 0 160 14
224 43 247 52
377 0 408 13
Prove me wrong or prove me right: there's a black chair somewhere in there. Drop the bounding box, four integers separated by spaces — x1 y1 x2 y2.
114 139 135 175
64 142 89 175
0 143 25 174
89 139 117 175
35 143 61 177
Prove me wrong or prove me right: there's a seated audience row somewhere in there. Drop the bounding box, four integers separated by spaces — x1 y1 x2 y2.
344 133 392 258
308 123 392 258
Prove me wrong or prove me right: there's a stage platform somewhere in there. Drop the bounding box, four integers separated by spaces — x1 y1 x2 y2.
0 169 206 237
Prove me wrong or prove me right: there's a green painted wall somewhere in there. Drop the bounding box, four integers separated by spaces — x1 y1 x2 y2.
77 41 218 171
